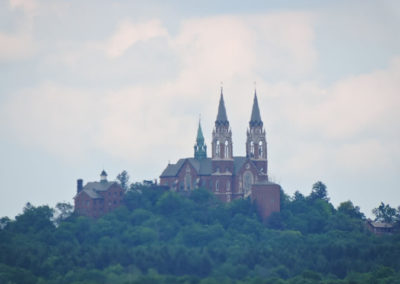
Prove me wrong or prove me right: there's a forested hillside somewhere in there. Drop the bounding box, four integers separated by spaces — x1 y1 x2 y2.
1 184 399 284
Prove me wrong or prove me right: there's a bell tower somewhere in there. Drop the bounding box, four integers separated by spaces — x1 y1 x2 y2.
211 88 234 201
212 88 233 160
246 90 268 178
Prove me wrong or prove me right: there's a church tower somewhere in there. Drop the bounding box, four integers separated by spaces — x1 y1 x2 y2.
212 88 233 161
194 120 207 160
211 88 234 200
246 90 268 179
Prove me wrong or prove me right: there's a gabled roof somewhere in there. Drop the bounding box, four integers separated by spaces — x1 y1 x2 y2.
233 157 247 175
368 220 394 228
76 181 119 199
160 158 212 177
160 156 257 177
160 159 187 177
83 181 117 192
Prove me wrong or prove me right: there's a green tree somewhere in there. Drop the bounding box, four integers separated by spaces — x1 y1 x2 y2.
372 202 397 223
11 203 55 234
0 217 10 229
117 170 130 191
309 181 329 201
54 202 73 225
337 201 364 219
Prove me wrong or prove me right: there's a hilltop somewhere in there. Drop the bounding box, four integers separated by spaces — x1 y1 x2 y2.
0 183 399 284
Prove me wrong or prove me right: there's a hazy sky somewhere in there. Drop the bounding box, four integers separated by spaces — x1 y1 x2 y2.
1 0 399 218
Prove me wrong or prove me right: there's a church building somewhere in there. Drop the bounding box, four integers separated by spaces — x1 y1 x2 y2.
160 89 281 219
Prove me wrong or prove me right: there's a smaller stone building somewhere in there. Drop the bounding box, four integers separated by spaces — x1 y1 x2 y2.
74 170 124 218
366 219 398 235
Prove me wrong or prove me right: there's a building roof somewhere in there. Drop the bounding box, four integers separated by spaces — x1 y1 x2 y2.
368 220 394 228
250 91 263 127
160 156 254 177
77 181 118 199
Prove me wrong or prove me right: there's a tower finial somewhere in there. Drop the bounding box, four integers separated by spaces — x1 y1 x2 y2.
220 81 223 95
254 81 257 94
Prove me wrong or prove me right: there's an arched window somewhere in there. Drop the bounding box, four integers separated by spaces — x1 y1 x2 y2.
185 174 191 191
258 141 263 158
216 140 220 157
225 140 229 158
250 141 255 157
243 171 253 197
185 167 191 191
215 180 219 192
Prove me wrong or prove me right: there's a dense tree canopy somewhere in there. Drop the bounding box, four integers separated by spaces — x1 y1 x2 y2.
0 182 399 284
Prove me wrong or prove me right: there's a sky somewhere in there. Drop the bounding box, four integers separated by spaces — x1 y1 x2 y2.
1 0 399 218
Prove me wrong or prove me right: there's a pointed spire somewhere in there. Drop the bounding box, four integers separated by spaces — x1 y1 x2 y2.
250 90 263 127
196 119 204 143
216 88 229 126
194 118 207 160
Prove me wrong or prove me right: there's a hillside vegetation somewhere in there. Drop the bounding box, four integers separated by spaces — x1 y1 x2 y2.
1 183 399 284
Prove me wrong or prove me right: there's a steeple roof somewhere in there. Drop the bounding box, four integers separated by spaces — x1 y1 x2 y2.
216 88 229 126
194 119 207 160
196 120 205 143
250 90 263 127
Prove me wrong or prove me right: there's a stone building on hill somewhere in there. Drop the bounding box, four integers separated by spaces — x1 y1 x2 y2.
74 170 124 218
366 219 398 235
160 89 281 220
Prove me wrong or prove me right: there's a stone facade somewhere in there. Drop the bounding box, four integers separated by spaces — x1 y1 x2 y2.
74 170 124 218
160 89 281 219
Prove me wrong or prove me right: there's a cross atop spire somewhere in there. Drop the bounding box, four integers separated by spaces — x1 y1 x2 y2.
249 90 263 127
216 89 229 127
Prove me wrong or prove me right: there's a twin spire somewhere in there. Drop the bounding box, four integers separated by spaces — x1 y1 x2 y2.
216 87 263 127
194 88 264 160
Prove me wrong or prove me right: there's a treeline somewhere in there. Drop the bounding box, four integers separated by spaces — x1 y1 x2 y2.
0 183 400 284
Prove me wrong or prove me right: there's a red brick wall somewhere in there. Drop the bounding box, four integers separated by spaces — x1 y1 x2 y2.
251 183 280 220
74 183 124 218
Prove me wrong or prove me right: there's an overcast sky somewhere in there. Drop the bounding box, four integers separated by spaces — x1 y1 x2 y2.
1 0 399 218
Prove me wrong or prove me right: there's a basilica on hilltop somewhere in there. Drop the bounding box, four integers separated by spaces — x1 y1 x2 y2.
160 89 281 219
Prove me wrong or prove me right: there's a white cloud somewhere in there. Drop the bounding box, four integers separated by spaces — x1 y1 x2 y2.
2 12 399 182
0 31 35 61
269 56 400 179
9 0 38 18
0 0 38 61
104 19 168 58
0 83 102 160
1 3 400 218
